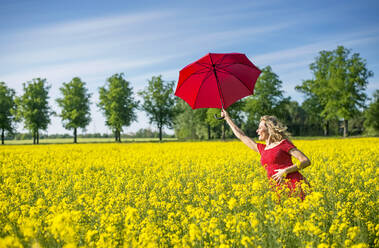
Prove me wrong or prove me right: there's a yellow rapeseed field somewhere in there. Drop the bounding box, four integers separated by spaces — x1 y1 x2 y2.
0 138 378 247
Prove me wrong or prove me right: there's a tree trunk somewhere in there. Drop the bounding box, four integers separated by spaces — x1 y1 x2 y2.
1 128 4 145
114 130 121 142
323 121 329 136
33 131 36 144
37 130 39 144
159 126 162 141
222 122 226 141
208 125 211 140
343 119 348 137
74 128 77 143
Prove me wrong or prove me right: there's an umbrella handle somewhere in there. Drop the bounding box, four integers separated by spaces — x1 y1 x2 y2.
214 114 225 120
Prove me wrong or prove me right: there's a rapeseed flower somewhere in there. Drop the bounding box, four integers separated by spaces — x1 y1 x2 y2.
0 138 377 247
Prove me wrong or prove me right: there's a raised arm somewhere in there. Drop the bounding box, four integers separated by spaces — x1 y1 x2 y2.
221 109 258 152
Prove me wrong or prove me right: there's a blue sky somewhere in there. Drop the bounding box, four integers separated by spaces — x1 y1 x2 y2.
1 0 378 135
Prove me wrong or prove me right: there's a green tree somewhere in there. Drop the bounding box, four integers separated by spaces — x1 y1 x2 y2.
205 108 224 139
98 73 139 142
174 99 209 140
300 96 325 135
297 46 373 137
56 77 92 143
16 78 53 144
138 75 176 141
0 82 17 144
135 128 158 138
204 100 245 140
349 111 365 135
283 101 307 136
244 66 290 137
296 79 328 135
296 50 336 136
328 46 373 136
195 108 210 139
173 99 196 139
364 90 379 135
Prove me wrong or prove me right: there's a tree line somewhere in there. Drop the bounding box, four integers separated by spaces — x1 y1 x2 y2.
10 128 174 141
1 46 378 144
175 46 377 140
0 73 176 144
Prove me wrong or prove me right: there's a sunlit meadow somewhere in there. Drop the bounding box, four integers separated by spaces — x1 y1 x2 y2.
0 138 378 247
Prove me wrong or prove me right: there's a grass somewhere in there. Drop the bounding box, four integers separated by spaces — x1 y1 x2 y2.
2 135 376 146
1 137 178 145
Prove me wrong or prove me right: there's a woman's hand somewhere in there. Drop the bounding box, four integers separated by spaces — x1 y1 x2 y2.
272 169 287 184
221 109 230 119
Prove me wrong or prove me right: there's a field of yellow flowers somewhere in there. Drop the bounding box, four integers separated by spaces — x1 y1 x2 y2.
0 138 378 247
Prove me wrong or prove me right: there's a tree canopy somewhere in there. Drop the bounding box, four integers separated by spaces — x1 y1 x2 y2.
244 66 290 137
138 75 176 141
56 77 92 143
16 78 53 144
0 82 17 144
296 46 373 136
98 73 139 142
174 99 209 140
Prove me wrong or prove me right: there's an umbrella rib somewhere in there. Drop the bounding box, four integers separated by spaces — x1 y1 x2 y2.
196 62 212 69
213 53 244 66
218 62 258 70
214 54 260 71
217 67 255 94
176 69 209 92
192 71 213 108
213 53 229 66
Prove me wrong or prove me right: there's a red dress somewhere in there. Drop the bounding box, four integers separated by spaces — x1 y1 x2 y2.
257 139 307 199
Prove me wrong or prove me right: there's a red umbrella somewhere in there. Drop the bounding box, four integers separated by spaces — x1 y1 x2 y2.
175 53 261 111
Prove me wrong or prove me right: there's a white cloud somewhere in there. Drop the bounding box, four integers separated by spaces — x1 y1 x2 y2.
252 27 379 71
1 55 181 89
6 11 172 39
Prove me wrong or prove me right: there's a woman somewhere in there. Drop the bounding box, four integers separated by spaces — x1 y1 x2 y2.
221 109 311 200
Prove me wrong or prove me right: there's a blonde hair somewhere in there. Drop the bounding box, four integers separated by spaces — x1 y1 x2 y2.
260 115 290 143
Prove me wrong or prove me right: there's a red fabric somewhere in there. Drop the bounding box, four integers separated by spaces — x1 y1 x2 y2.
257 139 307 199
175 53 261 109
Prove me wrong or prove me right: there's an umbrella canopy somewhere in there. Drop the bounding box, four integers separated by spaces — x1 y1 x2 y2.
175 53 261 109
